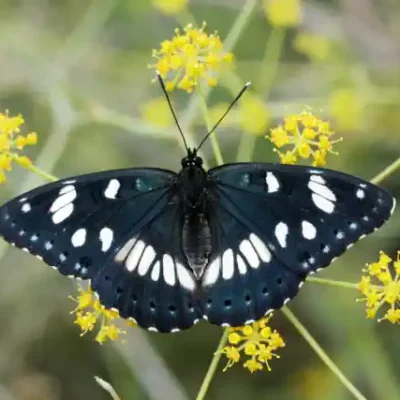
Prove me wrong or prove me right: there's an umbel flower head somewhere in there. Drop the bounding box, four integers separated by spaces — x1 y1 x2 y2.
358 251 400 324
150 22 233 93
219 315 285 373
0 111 37 183
70 284 136 344
267 110 342 166
152 0 187 15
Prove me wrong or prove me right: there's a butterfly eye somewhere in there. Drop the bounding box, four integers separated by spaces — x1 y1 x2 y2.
195 157 203 166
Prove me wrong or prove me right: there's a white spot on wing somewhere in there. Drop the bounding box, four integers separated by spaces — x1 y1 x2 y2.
301 221 317 240
99 227 113 252
275 222 289 248
266 172 280 193
104 179 120 199
52 203 74 224
236 254 247 275
312 193 335 214
239 239 259 268
50 186 77 213
138 245 156 276
308 179 336 202
356 189 365 199
249 233 271 262
203 257 221 286
21 203 31 213
151 261 160 281
222 249 234 280
126 240 145 271
71 228 86 247
115 237 136 262
310 175 326 185
44 241 53 250
176 263 196 291
163 254 176 286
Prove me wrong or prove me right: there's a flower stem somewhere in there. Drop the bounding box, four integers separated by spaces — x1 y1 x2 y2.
235 27 285 163
195 328 229 400
282 307 367 400
197 86 224 166
371 155 400 185
306 277 359 290
258 27 286 93
19 161 57 182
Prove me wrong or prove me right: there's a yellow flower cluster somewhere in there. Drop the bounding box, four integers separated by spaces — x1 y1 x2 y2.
152 0 187 15
358 251 400 324
263 0 302 27
150 22 233 93
70 284 136 344
267 111 342 166
219 315 285 373
0 111 37 183
293 33 332 62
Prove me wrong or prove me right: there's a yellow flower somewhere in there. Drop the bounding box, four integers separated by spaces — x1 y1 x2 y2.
329 88 363 131
152 0 188 15
267 110 342 166
219 315 285 373
150 22 233 93
293 33 333 62
357 251 400 324
263 0 302 27
70 284 136 343
140 97 174 128
239 95 270 136
0 111 37 183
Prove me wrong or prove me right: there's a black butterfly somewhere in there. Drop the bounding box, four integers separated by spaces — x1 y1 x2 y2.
0 78 396 333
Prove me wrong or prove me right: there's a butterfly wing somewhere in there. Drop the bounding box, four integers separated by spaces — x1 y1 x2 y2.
91 198 201 333
0 168 201 332
201 163 395 326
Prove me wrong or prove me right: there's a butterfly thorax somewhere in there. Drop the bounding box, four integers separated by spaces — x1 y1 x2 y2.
179 153 211 278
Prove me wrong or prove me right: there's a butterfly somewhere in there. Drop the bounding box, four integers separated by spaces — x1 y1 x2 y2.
0 77 396 333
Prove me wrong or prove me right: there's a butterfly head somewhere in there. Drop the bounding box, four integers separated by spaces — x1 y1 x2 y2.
181 148 203 168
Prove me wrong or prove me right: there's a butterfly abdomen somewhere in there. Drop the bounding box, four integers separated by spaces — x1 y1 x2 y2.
182 213 211 279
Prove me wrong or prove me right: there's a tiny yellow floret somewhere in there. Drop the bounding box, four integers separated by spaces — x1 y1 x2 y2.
218 314 285 373
150 22 233 92
267 110 342 166
357 251 400 324
0 111 37 183
70 284 135 343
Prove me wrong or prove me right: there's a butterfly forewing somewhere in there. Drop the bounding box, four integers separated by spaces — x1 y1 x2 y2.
200 163 395 326
0 168 178 279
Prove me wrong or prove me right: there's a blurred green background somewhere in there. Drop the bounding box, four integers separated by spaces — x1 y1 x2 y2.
0 0 399 399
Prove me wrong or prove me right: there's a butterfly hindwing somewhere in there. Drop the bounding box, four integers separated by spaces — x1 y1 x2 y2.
200 163 395 326
201 198 303 326
91 199 201 332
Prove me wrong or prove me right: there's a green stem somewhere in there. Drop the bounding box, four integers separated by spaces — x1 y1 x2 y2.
282 307 367 400
371 155 400 185
235 27 285 162
197 86 224 166
195 329 229 400
258 27 286 93
15 159 58 182
306 277 359 290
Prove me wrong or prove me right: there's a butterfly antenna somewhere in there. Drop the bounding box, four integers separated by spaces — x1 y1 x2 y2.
196 82 251 151
156 72 189 152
